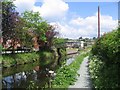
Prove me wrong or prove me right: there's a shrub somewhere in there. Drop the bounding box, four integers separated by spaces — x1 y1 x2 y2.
91 28 120 64
89 57 119 89
90 28 120 88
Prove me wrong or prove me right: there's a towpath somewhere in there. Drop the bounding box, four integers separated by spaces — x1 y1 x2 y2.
69 56 93 89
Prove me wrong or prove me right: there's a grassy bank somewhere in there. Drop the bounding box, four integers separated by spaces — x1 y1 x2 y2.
2 51 55 68
2 46 67 68
52 50 89 88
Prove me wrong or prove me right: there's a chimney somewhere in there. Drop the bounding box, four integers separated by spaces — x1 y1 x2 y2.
98 6 100 38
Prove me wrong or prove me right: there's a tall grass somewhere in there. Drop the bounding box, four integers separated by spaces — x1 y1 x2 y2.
52 51 89 88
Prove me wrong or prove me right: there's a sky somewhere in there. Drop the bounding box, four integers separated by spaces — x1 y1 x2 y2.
13 0 118 39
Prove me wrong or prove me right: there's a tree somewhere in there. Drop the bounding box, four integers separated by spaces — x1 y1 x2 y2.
79 37 82 40
45 25 58 48
2 1 21 50
93 37 96 40
21 11 58 50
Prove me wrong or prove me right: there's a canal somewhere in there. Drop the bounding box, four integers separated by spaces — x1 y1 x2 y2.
2 53 78 89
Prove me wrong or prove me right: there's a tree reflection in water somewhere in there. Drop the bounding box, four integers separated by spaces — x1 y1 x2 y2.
2 53 66 89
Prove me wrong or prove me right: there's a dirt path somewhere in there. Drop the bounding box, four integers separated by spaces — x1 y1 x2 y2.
69 56 93 89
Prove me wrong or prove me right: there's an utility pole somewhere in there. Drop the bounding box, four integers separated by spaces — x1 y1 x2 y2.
98 6 100 38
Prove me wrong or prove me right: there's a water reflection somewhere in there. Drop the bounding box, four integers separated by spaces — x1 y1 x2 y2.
66 53 78 66
2 54 77 89
2 67 51 89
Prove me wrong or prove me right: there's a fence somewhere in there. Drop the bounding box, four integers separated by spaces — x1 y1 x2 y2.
2 48 31 55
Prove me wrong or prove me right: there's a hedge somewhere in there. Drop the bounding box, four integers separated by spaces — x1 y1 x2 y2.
89 28 120 89
91 28 120 64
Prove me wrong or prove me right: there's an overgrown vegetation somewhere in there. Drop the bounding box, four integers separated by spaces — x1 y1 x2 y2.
91 29 120 63
89 28 120 89
2 51 55 68
89 56 119 89
38 51 55 66
2 1 58 51
2 52 39 67
1 0 60 68
52 51 89 88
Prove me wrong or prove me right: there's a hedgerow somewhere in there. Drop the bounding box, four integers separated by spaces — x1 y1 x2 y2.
91 28 120 63
89 28 120 89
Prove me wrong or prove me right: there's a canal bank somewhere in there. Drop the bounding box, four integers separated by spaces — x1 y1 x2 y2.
2 51 74 89
2 48 89 89
2 51 55 68
2 47 67 68
52 50 89 88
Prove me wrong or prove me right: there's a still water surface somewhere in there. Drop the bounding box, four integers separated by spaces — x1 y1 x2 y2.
2 54 78 89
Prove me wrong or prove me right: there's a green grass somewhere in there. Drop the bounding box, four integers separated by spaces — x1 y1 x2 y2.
2 51 55 68
52 50 89 88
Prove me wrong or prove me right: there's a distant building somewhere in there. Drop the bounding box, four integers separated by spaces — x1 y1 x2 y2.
65 40 80 48
32 36 39 51
3 39 21 49
80 41 84 49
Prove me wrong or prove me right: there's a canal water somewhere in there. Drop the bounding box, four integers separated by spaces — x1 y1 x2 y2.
2 54 78 89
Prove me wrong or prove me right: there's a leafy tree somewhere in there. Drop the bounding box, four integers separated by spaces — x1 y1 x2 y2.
2 1 20 50
45 25 58 48
79 37 82 40
21 11 58 50
93 37 96 40
21 11 48 49
53 38 67 48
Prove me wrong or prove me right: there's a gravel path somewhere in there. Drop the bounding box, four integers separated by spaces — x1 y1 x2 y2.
69 56 93 89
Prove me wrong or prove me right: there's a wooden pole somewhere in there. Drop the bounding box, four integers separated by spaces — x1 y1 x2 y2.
98 6 100 38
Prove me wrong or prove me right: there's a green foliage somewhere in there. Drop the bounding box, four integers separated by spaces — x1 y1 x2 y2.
2 51 55 68
60 48 66 56
2 1 19 45
52 52 89 88
89 56 119 89
3 61 39 77
2 55 16 67
0 44 2 51
91 28 120 63
90 28 120 88
2 2 57 49
2 52 39 67
22 11 48 42
53 38 66 45
53 38 67 48
38 51 55 65
0 54 3 64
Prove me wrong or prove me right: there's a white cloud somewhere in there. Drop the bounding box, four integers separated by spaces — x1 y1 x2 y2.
33 0 69 20
53 15 118 39
13 0 35 13
13 1 118 39
67 14 118 38
14 0 69 21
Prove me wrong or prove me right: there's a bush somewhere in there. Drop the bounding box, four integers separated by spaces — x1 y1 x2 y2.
89 57 119 89
91 28 120 63
2 52 39 67
90 28 120 88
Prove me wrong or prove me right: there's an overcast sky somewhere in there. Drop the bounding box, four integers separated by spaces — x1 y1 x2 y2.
13 0 118 39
